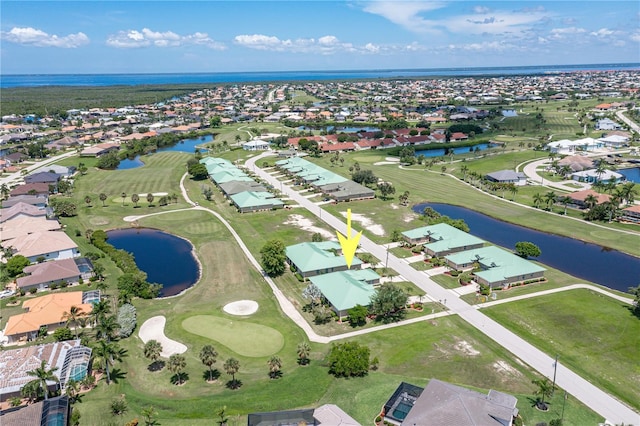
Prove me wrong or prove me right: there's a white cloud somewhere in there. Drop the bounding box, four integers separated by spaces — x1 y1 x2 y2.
442 9 550 35
590 28 615 38
446 40 518 52
473 6 491 14
106 28 225 49
549 27 586 39
631 31 640 42
361 1 446 33
234 34 359 54
1 27 89 48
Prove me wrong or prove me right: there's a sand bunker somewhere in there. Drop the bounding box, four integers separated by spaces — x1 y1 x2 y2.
139 316 187 358
340 211 385 236
223 300 259 316
284 214 335 240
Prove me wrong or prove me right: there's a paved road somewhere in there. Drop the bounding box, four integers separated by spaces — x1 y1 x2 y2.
616 109 640 134
0 149 77 186
245 152 640 425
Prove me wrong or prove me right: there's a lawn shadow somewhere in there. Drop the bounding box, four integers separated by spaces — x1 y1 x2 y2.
202 369 221 382
109 368 127 384
147 360 165 372
268 371 283 380
225 379 243 390
170 372 189 385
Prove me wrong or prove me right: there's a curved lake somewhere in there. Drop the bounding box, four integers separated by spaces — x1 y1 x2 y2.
116 135 214 170
412 203 640 292
106 228 200 297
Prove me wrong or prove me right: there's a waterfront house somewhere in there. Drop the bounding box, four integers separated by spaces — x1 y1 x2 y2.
5 231 80 263
401 223 485 256
619 204 640 224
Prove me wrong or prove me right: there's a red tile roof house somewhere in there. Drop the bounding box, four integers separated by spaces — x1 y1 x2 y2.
16 258 82 292
619 204 640 224
566 189 611 209
9 183 50 197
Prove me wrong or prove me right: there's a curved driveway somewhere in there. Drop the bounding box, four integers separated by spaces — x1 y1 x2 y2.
244 152 639 425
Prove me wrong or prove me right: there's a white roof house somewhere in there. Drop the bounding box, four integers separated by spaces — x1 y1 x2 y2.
571 169 624 183
242 139 271 151
548 137 604 154
598 134 628 148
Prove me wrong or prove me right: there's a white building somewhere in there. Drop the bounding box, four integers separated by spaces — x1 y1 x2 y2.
242 139 271 151
547 137 603 154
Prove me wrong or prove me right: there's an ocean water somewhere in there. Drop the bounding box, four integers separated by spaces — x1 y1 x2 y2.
2 63 638 88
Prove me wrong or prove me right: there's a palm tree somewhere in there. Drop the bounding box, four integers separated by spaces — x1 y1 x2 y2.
0 183 9 200
25 360 59 400
131 193 140 207
460 165 469 181
84 195 92 207
533 193 543 209
199 345 218 381
62 305 86 338
65 379 80 403
267 355 282 379
94 315 118 342
583 194 599 210
99 192 107 207
21 379 41 403
297 342 311 366
544 191 557 210
508 183 518 201
121 192 127 206
89 299 111 325
168 354 187 385
223 358 240 388
532 378 553 410
144 340 163 370
557 196 571 215
92 340 123 385
594 160 607 183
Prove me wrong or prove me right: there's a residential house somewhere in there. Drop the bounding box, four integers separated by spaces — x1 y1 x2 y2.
571 169 624 183
0 395 70 426
4 231 80 263
547 137 603 154
383 379 518 426
242 139 270 151
229 191 284 213
485 170 527 186
0 340 92 400
595 118 622 131
401 223 485 256
2 293 94 344
79 142 120 157
0 202 47 223
319 181 375 202
248 404 360 426
16 258 82 292
565 189 611 209
1 194 48 209
286 241 362 278
9 183 50 197
444 246 546 289
309 269 380 318
31 164 76 178
218 181 268 196
619 204 640 224
0 215 61 241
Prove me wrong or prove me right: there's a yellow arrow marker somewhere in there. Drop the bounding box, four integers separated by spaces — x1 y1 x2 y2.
337 209 362 268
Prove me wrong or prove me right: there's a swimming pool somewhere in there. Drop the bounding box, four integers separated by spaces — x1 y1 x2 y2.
392 401 413 420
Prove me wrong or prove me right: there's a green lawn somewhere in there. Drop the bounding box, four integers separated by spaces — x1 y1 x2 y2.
483 289 640 411
182 315 285 357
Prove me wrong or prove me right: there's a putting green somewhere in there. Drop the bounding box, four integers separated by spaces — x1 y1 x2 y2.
182 315 284 357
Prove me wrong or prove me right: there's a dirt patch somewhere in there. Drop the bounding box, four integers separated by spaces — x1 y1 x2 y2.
340 211 385 236
403 212 417 222
89 216 110 226
283 214 335 240
454 340 480 356
493 360 523 377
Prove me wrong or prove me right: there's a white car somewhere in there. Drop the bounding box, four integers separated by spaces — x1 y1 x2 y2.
0 289 15 299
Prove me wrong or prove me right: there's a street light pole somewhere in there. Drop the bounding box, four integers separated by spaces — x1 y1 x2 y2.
552 354 558 396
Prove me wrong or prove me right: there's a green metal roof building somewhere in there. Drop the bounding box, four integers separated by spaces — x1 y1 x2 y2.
444 246 546 289
402 223 485 256
229 191 284 213
310 269 380 317
285 241 363 278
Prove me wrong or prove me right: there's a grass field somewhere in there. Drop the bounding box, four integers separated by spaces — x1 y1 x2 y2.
182 315 285 357
33 141 633 425
483 289 640 411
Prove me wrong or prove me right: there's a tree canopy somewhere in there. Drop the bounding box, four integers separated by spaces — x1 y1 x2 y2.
188 162 209 180
327 342 370 378
369 283 408 322
260 239 287 277
515 241 542 258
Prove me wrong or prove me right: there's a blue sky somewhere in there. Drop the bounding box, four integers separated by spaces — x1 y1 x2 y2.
1 1 639 74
